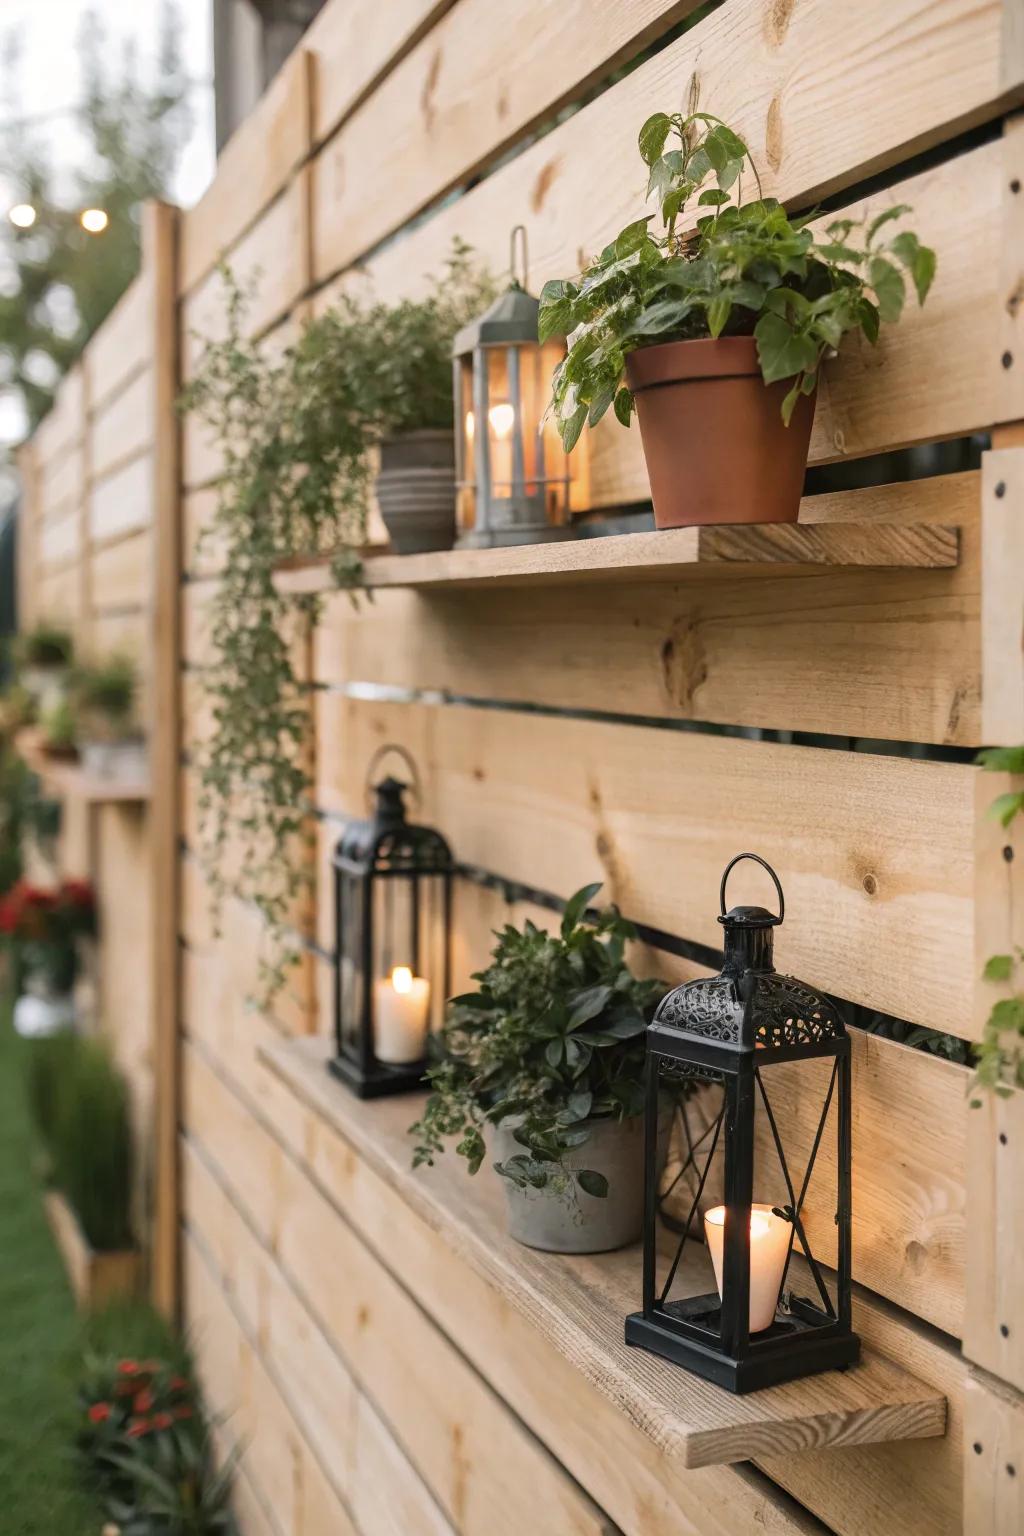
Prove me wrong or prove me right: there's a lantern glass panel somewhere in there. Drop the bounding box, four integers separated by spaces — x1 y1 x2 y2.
455 355 476 536
337 865 368 1061
370 868 449 1037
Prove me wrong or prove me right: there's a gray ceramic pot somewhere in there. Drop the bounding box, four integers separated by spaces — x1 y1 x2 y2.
376 430 456 554
492 1113 651 1255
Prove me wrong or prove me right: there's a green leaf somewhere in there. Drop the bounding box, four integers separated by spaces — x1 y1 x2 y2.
858 297 880 345
753 311 816 385
661 184 692 224
559 403 588 454
538 280 575 343
545 1038 565 1068
706 294 731 338
983 954 1014 983
977 746 1024 774
578 1169 609 1199
780 376 802 426
989 790 1024 828
562 1090 593 1123
567 984 613 1029
587 384 616 428
867 203 911 244
698 188 730 207
868 256 905 324
615 217 654 259
638 112 672 165
911 244 936 306
561 881 602 937
613 386 633 428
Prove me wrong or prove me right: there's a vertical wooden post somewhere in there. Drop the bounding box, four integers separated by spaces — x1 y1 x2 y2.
148 200 183 1319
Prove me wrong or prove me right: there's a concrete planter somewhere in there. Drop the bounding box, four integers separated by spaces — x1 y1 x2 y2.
44 1189 140 1310
493 1113 650 1255
80 738 148 783
376 430 456 553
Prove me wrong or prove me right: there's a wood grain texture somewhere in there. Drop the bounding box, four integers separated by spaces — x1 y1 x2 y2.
90 529 151 613
313 693 975 1032
312 0 1018 284
981 449 1024 744
32 363 85 467
973 763 1024 1043
276 519 961 598
184 1110 619 1536
964 1087 1024 1394
263 1036 944 1471
963 1369 1024 1535
308 0 453 144
88 452 153 545
179 48 312 297
90 366 154 481
86 270 152 412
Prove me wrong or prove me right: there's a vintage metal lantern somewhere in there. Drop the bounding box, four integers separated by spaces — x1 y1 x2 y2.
452 225 573 547
626 853 858 1393
331 748 453 1098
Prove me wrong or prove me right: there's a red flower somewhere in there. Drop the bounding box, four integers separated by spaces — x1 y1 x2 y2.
152 1412 173 1431
117 1360 141 1375
173 1405 193 1421
169 1375 190 1393
133 1389 155 1414
88 1402 112 1424
60 879 94 908
127 1417 153 1438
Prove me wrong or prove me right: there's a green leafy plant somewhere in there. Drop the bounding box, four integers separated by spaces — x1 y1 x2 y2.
41 696 78 754
73 654 137 740
77 1353 237 1535
14 622 73 671
411 884 665 1200
540 110 936 440
973 744 1024 1102
179 247 491 1004
27 1032 134 1252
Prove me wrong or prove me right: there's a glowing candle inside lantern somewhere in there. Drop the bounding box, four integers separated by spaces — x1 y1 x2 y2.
374 965 430 1064
703 1203 792 1333
487 400 515 490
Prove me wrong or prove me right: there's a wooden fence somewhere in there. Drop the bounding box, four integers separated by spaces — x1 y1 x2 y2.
16 1 1024 1532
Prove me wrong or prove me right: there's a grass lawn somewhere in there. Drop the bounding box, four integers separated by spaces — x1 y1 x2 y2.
0 1004 100 1536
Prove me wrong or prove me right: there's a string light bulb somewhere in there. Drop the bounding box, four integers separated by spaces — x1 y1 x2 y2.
80 208 109 234
8 204 37 229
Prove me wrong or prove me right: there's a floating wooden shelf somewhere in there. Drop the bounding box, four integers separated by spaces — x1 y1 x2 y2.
15 730 150 805
263 1036 947 1471
274 521 961 596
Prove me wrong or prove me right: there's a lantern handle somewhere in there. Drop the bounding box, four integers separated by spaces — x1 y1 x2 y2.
364 744 422 813
510 224 529 290
719 853 784 923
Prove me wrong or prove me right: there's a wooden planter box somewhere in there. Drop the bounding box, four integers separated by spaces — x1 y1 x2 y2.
44 1189 140 1309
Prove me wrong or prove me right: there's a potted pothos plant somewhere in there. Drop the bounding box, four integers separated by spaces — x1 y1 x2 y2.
411 884 666 1254
73 655 146 782
540 111 936 527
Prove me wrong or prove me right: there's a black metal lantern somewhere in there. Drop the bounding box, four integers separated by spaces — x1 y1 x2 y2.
331 748 453 1098
626 853 859 1393
452 225 574 548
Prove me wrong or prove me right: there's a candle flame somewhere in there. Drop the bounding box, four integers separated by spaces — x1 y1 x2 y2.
488 401 515 438
391 965 414 994
705 1205 774 1238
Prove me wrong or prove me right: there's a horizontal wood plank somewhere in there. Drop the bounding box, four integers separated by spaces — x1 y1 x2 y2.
86 271 152 411
89 452 153 544
314 693 975 1032
91 529 151 613
38 508 80 569
90 366 153 481
308 0 453 145
179 48 312 296
32 365 85 467
312 0 1019 283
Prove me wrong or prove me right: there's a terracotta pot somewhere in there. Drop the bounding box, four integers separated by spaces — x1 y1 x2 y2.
376 430 456 554
625 336 815 528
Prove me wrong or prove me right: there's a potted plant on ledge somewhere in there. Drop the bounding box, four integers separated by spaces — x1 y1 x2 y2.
540 111 936 527
14 623 73 715
411 884 666 1254
73 655 146 782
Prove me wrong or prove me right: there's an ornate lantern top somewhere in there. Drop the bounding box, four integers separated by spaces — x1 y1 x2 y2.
335 751 453 876
652 853 845 1057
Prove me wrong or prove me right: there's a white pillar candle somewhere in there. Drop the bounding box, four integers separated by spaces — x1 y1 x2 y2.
703 1203 792 1334
374 965 430 1064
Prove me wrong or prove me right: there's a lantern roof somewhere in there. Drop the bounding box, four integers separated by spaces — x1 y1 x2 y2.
453 281 541 354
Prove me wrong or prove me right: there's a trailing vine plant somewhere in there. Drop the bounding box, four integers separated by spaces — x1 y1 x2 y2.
972 744 1024 1103
179 248 492 1003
